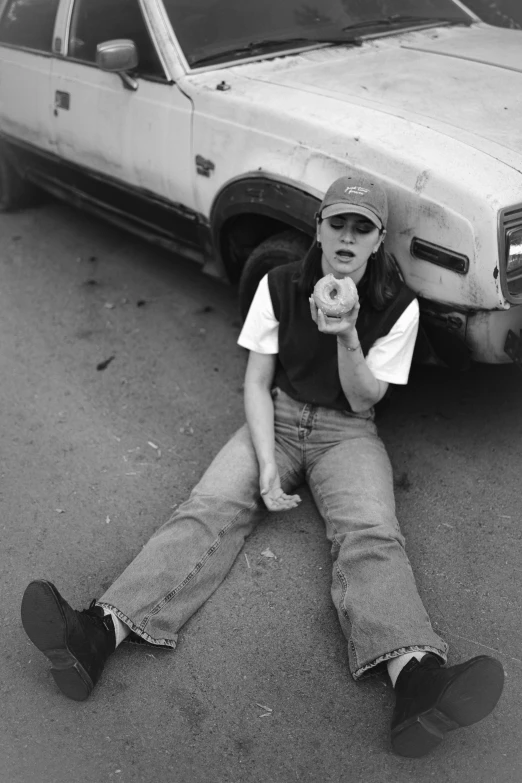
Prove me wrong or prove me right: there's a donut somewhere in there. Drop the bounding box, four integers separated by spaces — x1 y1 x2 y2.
313 274 358 317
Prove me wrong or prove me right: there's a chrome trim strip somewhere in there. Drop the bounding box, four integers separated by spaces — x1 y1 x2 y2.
0 41 53 56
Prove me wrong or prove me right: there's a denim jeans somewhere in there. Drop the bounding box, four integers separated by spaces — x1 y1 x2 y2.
100 388 448 679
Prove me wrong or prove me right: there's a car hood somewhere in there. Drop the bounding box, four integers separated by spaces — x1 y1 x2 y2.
237 24 522 164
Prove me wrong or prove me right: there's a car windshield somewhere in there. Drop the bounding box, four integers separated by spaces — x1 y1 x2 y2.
161 0 473 67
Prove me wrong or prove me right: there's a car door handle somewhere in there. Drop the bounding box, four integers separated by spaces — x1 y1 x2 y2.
55 91 70 111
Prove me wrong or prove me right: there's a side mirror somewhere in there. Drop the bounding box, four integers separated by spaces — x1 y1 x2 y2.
96 39 139 91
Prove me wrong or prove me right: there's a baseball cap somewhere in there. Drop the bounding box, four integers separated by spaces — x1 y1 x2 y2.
319 173 388 230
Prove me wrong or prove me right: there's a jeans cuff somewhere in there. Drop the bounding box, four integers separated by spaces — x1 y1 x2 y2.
96 602 178 649
352 645 448 680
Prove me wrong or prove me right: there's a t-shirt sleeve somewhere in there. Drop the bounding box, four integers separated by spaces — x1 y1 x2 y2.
237 274 279 353
365 299 419 385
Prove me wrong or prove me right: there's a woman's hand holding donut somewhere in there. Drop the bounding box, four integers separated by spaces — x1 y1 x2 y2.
260 462 301 512
309 295 360 337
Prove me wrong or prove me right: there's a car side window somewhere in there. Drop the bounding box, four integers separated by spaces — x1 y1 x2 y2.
0 0 60 53
68 0 165 80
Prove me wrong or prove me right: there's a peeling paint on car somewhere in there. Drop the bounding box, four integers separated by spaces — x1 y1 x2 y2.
414 170 430 194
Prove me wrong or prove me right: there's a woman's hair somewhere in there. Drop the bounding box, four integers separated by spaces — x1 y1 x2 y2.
295 225 402 311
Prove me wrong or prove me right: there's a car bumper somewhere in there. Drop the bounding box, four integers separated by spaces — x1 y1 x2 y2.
466 305 522 364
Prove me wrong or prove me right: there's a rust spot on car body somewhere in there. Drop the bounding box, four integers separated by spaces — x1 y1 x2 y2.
414 170 430 194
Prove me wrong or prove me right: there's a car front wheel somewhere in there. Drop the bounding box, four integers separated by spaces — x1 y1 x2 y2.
238 229 312 321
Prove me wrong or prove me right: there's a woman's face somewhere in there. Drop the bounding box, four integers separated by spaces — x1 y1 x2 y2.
317 213 384 282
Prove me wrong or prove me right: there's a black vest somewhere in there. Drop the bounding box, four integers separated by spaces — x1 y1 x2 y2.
267 261 416 411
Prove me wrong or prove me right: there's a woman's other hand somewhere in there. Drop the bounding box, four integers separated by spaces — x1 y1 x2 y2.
260 462 301 512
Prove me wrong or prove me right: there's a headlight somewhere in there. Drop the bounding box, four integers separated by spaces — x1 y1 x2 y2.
506 227 522 278
500 205 522 298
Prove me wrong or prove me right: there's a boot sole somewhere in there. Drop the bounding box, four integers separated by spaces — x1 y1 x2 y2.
21 580 94 701
391 656 505 758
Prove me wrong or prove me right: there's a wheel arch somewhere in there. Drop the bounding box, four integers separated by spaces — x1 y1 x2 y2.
209 173 319 284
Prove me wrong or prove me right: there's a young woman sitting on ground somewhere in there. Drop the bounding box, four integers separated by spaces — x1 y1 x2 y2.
21 172 504 759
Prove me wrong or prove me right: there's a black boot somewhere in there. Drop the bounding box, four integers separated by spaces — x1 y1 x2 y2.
391 653 504 758
21 579 116 701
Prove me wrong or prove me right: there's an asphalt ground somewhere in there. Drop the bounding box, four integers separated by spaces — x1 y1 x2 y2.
1 200 521 783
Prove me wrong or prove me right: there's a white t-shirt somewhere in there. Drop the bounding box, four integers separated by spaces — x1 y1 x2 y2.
237 274 419 385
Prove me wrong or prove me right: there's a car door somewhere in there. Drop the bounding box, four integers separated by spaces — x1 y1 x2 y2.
51 0 199 250
0 0 59 162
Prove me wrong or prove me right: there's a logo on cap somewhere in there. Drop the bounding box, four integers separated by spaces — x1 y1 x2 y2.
345 186 369 196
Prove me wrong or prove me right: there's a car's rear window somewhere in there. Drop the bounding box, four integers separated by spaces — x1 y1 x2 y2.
0 0 60 53
162 0 473 67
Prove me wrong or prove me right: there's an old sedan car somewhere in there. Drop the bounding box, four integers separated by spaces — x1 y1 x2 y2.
1 0 521 368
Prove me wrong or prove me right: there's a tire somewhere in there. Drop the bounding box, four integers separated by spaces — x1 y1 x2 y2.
0 147 38 211
238 229 312 321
